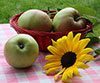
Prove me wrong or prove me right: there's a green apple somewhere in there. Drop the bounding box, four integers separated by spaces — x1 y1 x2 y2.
4 34 39 68
18 9 52 32
53 7 87 32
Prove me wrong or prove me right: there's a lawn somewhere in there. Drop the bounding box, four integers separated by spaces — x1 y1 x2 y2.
0 0 99 23
0 0 100 36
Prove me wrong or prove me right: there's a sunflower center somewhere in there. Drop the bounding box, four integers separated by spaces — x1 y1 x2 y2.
61 52 76 68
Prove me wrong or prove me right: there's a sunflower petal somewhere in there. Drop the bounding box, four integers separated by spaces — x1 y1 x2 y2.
45 55 60 60
47 59 60 64
78 48 93 55
73 33 81 43
60 36 68 53
45 55 54 60
55 36 68 53
77 54 95 62
72 42 79 53
45 66 61 75
67 31 73 40
54 42 66 55
73 66 80 76
61 69 68 82
57 37 62 44
47 46 61 56
78 38 90 50
43 61 61 70
71 33 81 52
66 32 73 51
51 39 57 46
63 38 69 52
75 62 89 69
61 67 74 82
66 68 73 78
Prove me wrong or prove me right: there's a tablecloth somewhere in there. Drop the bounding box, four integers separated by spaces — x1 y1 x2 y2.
0 24 100 83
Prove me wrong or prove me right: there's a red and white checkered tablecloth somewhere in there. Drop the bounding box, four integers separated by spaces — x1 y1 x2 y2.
0 24 100 83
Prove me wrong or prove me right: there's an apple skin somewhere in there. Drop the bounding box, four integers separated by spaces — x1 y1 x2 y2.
53 7 86 32
18 9 52 32
4 34 39 68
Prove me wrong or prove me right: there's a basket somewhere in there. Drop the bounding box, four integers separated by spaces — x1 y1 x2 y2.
10 10 93 51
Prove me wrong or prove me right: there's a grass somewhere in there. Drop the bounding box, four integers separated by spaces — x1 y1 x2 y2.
0 0 100 23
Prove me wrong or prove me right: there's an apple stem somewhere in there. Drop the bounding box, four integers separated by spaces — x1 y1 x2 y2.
18 42 24 49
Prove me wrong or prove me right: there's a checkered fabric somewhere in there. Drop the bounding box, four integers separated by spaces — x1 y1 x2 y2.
0 24 100 83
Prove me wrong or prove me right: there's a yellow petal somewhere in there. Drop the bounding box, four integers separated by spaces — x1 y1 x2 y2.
54 36 68 54
67 31 73 40
54 43 66 55
75 62 89 69
45 55 54 60
66 31 73 51
60 36 68 53
73 66 79 76
61 67 74 82
45 55 60 60
72 41 79 53
57 37 62 44
78 38 90 50
63 37 69 52
45 66 61 75
78 48 93 55
72 33 81 52
47 59 60 64
51 39 57 46
73 33 81 43
61 69 68 82
52 39 64 54
66 68 73 78
43 61 61 70
77 54 95 62
47 46 62 56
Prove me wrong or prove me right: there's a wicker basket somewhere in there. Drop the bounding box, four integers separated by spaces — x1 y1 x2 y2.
10 10 93 51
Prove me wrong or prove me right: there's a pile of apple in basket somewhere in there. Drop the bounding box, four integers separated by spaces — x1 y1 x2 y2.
10 7 93 51
17 7 91 32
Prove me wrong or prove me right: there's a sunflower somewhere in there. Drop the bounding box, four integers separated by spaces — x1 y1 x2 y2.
43 31 94 82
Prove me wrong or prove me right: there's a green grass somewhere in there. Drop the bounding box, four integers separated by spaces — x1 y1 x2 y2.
0 0 100 23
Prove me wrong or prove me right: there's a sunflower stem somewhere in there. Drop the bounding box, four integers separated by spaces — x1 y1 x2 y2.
54 68 66 81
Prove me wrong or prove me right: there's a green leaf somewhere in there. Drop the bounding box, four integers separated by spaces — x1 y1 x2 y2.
93 24 100 37
88 37 100 46
86 32 96 37
82 15 98 25
86 32 100 46
95 48 100 55
57 8 62 11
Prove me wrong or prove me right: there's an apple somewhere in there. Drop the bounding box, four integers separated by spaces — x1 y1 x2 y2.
4 34 39 68
18 9 52 32
53 7 87 32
